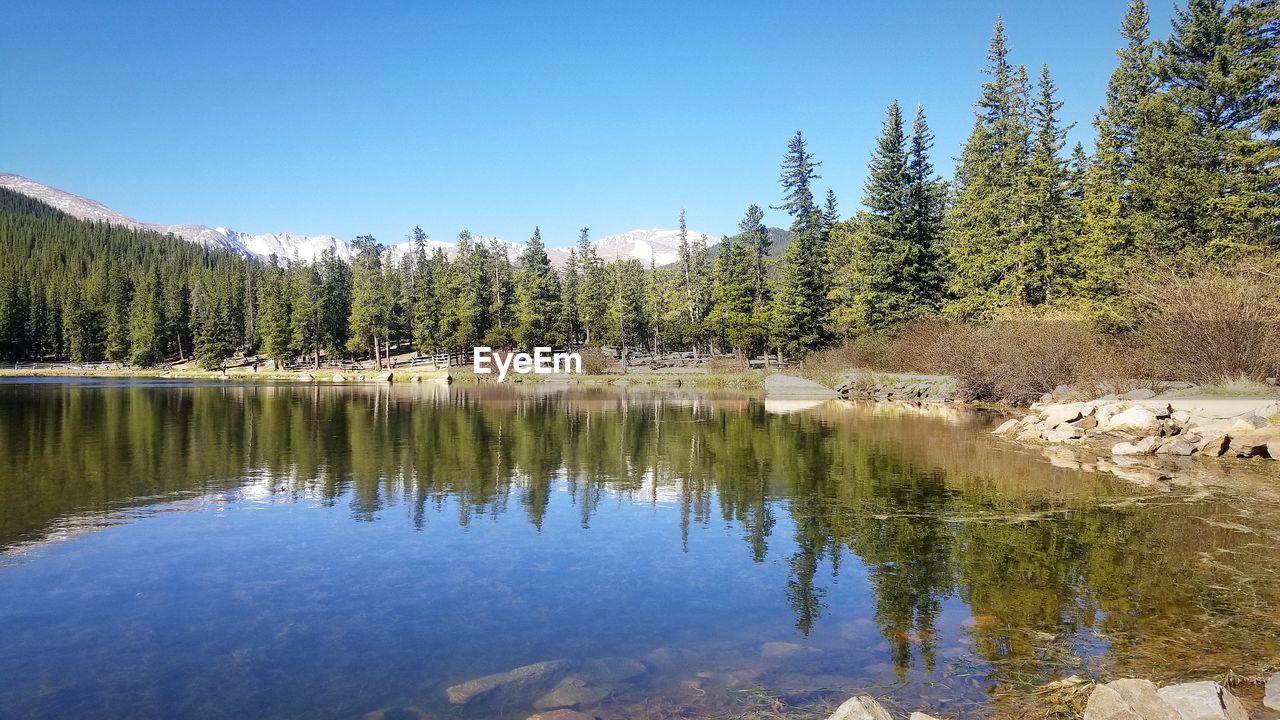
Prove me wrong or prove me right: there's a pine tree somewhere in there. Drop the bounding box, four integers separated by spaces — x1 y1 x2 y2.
319 247 351 363
103 266 132 363
347 235 390 368
289 261 323 368
512 228 562 348
561 248 580 347
604 259 648 370
946 18 1035 318
771 131 830 358
675 210 712 355
485 239 516 347
575 228 607 345
1022 65 1078 305
128 268 166 366
902 105 949 313
1081 0 1157 308
410 231 441 355
1141 0 1280 254
259 263 293 369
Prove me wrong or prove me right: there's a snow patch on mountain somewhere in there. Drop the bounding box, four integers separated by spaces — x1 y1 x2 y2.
0 173 720 266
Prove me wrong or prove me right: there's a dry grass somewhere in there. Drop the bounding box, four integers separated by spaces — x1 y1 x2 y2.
1129 262 1280 383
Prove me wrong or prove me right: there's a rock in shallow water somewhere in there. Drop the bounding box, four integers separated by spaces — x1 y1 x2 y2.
825 695 894 720
527 712 595 720
1083 679 1183 720
533 677 609 710
445 659 571 705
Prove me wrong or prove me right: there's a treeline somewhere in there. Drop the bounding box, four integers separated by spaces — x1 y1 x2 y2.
0 0 1274 368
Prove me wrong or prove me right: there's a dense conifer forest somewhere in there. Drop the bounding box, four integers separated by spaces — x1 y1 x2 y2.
0 0 1275 370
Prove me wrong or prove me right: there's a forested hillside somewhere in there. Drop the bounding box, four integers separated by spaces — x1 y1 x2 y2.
0 0 1275 372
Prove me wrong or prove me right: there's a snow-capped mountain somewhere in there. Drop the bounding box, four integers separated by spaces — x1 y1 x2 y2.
592 228 718 266
0 173 719 266
0 173 351 262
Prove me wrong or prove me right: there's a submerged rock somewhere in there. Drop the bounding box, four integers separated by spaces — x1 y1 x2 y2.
580 657 646 684
362 708 431 720
445 659 571 705
527 711 595 720
1156 681 1247 720
826 695 894 720
761 641 805 657
533 677 609 710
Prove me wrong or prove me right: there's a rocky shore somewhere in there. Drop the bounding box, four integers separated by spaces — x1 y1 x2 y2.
818 673 1280 720
994 388 1280 462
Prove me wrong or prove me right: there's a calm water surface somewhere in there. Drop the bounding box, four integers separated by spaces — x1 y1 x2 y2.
1 379 1278 720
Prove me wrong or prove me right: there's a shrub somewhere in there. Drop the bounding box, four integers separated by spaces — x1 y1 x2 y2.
575 347 613 375
1128 263 1280 383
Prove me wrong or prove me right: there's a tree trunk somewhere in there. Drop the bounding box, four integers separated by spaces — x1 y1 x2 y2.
372 337 381 370
313 346 320 370
621 342 628 374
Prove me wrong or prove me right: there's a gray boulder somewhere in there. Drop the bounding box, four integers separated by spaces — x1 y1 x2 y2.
1156 681 1248 720
1265 671 1280 711
1084 679 1183 720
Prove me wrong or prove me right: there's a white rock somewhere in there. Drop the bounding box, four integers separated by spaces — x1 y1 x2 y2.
1043 404 1085 427
1112 441 1144 456
1156 681 1248 720
1265 671 1280 711
1104 406 1161 434
763 374 838 399
826 696 894 720
993 418 1020 435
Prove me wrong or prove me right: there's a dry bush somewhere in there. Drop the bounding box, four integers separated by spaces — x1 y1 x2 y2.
982 311 1106 405
881 311 1106 405
1128 263 1280 383
575 347 613 375
706 355 749 373
882 316 956 373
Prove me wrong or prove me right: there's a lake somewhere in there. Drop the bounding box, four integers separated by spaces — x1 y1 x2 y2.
1 379 1278 720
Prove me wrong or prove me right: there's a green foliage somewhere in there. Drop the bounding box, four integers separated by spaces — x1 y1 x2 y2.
512 228 562 349
772 131 830 357
830 102 948 337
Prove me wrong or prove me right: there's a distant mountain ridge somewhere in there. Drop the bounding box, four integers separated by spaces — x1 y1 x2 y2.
0 173 721 267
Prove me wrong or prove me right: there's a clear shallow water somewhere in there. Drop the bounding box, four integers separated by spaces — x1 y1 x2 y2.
1 380 1278 720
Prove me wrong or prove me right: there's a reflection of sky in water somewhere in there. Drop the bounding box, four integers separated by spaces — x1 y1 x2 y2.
0 380 1277 719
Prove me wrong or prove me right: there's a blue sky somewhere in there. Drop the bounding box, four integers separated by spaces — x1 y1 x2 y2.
0 0 1175 246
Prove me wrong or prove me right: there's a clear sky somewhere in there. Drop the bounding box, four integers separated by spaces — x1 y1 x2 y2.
0 0 1175 246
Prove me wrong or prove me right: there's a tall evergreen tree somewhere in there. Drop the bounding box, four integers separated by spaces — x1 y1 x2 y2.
946 18 1035 318
1081 0 1157 308
512 228 562 348
575 228 607 345
1023 65 1079 305
127 268 165 366
772 131 830 358
346 235 390 368
561 248 581 347
259 263 293 369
